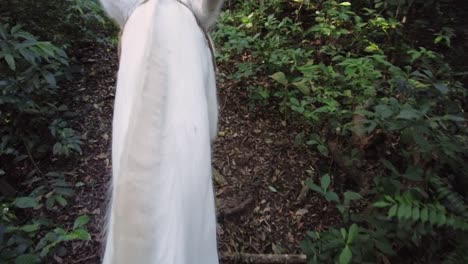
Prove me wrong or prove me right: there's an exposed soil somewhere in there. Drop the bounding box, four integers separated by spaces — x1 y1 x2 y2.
53 42 336 263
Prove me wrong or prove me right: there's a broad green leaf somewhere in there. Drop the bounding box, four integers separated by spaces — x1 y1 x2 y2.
36 41 56 57
325 191 340 203
321 174 331 191
270 72 288 86
420 207 429 223
396 108 421 120
373 200 391 208
306 180 323 194
290 97 300 106
412 206 420 221
344 191 362 203
388 204 398 218
55 195 68 207
73 215 90 230
397 204 407 220
5 54 16 70
14 197 38 209
317 145 329 156
436 211 447 226
54 187 74 197
66 229 91 241
347 224 358 244
375 104 392 118
340 228 347 240
19 223 40 233
54 227 67 236
339 246 352 264
384 195 396 203
307 231 319 239
15 254 40 264
404 204 413 219
292 81 310 95
364 43 380 53
429 208 438 225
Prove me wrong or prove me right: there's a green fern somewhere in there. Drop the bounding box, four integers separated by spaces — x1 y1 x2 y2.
374 193 468 231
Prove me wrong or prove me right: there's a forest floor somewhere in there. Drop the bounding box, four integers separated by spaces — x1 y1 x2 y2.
56 43 337 263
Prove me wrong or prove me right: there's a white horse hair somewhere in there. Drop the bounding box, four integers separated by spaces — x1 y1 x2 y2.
99 0 223 263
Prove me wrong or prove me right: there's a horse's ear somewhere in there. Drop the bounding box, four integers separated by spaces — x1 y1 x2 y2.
206 0 223 13
99 0 144 28
205 0 224 29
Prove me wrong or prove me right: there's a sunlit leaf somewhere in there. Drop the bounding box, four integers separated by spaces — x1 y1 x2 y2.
270 72 288 86
321 174 331 191
339 246 352 264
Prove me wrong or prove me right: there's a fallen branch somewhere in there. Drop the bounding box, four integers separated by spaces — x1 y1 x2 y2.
221 253 307 264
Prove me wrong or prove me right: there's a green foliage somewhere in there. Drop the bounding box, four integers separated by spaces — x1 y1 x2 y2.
0 22 81 161
0 0 114 44
215 0 467 263
0 169 86 262
0 0 108 261
0 200 91 263
375 193 468 230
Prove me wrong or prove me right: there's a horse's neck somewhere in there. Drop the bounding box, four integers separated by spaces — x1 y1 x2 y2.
100 0 223 29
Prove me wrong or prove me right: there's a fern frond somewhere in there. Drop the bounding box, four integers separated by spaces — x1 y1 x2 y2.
374 193 468 231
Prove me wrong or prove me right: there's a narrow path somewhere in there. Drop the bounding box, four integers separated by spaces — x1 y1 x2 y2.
59 44 330 263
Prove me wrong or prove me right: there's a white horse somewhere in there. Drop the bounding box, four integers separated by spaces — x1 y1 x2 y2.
99 0 222 263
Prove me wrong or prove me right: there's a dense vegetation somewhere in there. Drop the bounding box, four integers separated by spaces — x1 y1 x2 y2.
213 0 467 263
0 0 115 262
1 0 466 263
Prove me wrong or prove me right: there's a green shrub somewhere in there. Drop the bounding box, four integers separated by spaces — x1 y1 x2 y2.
214 0 467 263
0 0 114 45
0 0 109 261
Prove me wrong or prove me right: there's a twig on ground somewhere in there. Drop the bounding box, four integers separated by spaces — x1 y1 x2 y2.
221 253 307 263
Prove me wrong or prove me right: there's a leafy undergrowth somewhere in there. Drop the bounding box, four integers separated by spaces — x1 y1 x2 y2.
0 0 116 262
2 0 467 263
212 0 468 263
